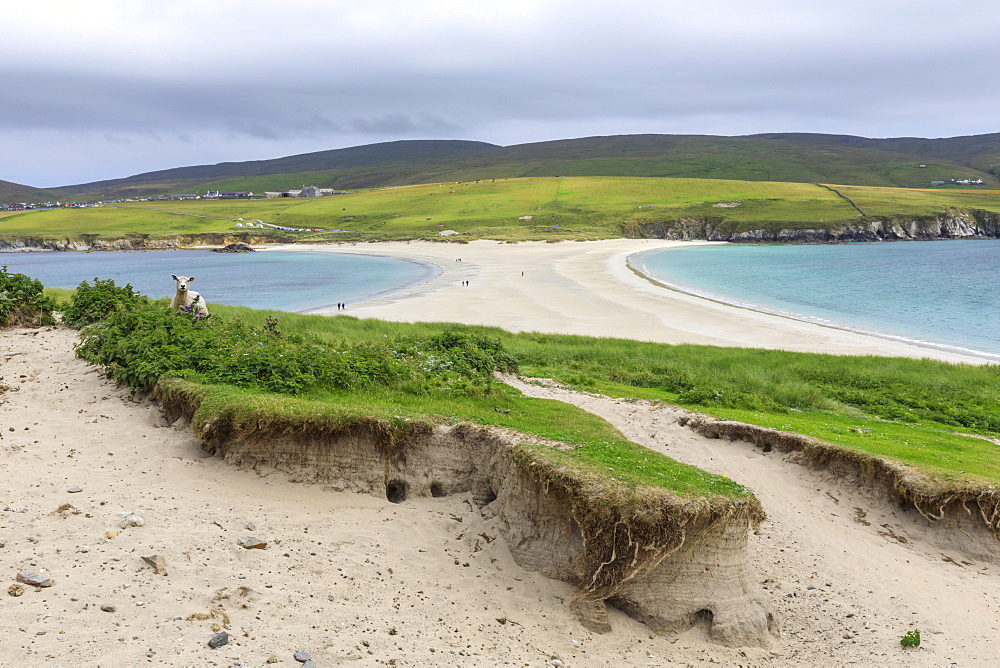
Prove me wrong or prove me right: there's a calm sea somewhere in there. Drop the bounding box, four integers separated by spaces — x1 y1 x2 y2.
633 240 1000 358
0 249 438 313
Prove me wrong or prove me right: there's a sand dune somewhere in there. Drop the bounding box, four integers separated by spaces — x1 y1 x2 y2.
3 239 998 665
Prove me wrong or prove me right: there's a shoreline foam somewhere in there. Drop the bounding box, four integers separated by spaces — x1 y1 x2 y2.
626 247 1000 363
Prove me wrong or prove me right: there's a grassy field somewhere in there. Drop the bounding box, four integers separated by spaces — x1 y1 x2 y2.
0 206 236 236
6 176 1000 243
192 305 1000 490
835 185 1000 217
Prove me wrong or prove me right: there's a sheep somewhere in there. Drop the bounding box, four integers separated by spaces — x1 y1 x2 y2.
170 275 209 316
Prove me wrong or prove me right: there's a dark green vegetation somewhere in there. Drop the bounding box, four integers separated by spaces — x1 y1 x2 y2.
68 282 749 499
900 629 921 648
60 278 145 327
6 132 999 203
7 176 1000 244
0 267 56 327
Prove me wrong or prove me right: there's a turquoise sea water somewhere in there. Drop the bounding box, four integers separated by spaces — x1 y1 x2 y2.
633 240 1000 358
1 249 438 313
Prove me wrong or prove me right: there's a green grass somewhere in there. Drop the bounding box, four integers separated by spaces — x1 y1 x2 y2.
704 408 1000 485
0 206 236 236
8 176 1000 243
835 184 1000 217
200 305 1000 488
296 384 746 495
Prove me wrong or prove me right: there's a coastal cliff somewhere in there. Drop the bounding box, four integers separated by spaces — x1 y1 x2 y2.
626 209 1000 242
0 232 282 251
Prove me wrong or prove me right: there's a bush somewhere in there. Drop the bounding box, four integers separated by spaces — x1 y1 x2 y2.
0 266 56 327
76 300 219 391
75 299 519 396
62 278 145 328
900 628 920 648
392 331 518 377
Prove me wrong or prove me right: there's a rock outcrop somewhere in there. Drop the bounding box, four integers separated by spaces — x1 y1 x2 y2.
212 243 256 253
0 233 279 252
628 209 1000 243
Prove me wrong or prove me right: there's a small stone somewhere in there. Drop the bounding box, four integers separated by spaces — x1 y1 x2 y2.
141 555 167 575
266 658 279 664
301 662 316 668
8 583 24 597
67 487 83 493
207 632 229 648
17 572 53 588
101 605 116 613
294 651 312 662
807 585 817 590
106 530 118 539
240 536 267 549
246 521 255 531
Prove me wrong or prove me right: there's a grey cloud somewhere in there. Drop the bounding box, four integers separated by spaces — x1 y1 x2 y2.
4 0 1000 186
348 113 464 136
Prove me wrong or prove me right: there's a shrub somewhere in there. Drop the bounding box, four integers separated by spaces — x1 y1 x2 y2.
900 628 920 648
0 266 56 327
62 278 145 328
75 298 519 397
392 331 518 377
76 300 219 391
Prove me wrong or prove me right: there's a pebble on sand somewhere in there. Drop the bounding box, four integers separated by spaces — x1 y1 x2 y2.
208 632 229 648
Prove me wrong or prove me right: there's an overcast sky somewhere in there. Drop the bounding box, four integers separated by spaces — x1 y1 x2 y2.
4 0 1000 187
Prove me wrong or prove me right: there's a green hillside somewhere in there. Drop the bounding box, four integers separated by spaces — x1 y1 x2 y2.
170 135 1000 196
752 132 1000 178
8 132 995 204
48 140 500 201
7 176 1000 243
0 179 60 204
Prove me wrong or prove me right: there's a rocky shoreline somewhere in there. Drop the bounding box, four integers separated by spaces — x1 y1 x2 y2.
2 210 999 251
629 209 1000 242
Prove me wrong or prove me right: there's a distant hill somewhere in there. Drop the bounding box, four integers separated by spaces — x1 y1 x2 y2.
748 132 1000 178
6 132 1000 203
0 179 61 204
49 140 501 200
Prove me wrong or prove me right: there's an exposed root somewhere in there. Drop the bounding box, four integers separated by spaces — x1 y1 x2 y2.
511 443 763 600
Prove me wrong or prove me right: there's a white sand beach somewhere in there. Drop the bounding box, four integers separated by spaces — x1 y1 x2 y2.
269 239 994 365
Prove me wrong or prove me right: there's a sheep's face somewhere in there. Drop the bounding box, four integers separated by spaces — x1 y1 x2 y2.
172 275 195 293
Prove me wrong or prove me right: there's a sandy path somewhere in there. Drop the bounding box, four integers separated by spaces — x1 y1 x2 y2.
266 240 995 365
507 377 1000 666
